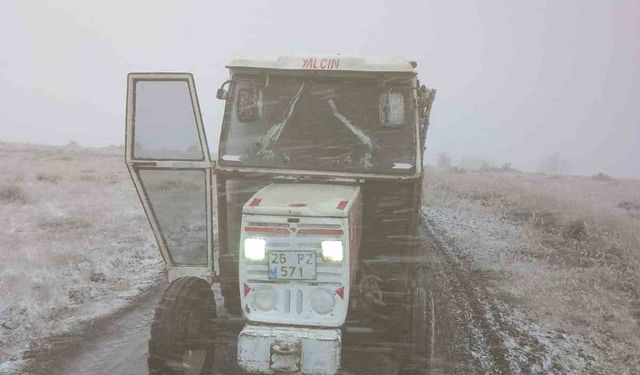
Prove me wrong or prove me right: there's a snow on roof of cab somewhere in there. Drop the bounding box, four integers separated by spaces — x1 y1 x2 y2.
227 54 415 73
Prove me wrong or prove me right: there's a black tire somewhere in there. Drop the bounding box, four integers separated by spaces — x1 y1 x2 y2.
403 286 434 375
148 277 216 375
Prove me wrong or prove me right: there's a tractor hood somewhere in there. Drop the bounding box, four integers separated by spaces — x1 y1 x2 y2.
242 183 359 218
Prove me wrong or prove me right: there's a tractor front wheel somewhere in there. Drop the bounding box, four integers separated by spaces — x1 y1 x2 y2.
148 277 216 375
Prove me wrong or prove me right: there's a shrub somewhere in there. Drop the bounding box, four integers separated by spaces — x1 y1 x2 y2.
592 172 615 182
39 216 92 231
36 173 62 184
0 182 27 203
500 162 520 172
618 200 640 211
78 173 98 182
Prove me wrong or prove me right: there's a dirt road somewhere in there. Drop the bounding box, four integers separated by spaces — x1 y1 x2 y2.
23 219 567 374
424 219 526 374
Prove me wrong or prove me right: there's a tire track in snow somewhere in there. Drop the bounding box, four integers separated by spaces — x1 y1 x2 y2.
421 218 511 374
421 211 587 374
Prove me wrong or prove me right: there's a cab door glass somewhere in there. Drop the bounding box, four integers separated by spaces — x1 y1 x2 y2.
138 169 207 265
133 80 204 160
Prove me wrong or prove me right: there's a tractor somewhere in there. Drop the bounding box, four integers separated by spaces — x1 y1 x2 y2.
124 54 436 374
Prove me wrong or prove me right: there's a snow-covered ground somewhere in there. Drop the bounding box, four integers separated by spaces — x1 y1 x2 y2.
0 142 163 373
423 206 592 373
424 167 640 373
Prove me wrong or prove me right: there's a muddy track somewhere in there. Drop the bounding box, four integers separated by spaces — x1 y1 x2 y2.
422 214 552 374
21 278 167 375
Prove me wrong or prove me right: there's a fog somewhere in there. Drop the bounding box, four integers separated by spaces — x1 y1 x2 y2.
1 0 638 178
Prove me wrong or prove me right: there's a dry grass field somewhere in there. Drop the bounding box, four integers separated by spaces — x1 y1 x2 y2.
424 167 640 373
0 142 162 369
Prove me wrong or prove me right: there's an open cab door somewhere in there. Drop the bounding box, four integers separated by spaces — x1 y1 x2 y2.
125 73 216 282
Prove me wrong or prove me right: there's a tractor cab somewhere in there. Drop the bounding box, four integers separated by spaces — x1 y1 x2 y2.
125 55 436 374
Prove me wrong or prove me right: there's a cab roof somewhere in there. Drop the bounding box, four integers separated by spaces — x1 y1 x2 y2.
227 54 416 73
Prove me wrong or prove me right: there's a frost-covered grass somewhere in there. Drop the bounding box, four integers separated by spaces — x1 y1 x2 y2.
0 142 163 370
424 167 640 373
0 182 28 204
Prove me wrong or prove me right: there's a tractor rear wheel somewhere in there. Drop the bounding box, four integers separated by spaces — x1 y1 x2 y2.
148 277 216 375
402 286 434 374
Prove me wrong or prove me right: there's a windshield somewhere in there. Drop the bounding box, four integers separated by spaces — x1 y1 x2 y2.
219 74 417 174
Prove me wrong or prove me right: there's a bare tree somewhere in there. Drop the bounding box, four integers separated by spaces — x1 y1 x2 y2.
437 152 452 170
538 153 571 174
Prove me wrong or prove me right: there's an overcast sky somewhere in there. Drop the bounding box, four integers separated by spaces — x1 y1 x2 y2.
1 0 638 178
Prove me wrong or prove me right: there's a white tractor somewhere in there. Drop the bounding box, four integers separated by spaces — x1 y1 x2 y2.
124 55 436 374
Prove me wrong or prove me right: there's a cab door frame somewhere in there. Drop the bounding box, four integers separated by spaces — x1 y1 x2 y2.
125 73 217 282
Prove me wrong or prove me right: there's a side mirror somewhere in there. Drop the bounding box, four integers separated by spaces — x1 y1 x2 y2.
379 90 405 127
216 80 232 100
216 87 228 100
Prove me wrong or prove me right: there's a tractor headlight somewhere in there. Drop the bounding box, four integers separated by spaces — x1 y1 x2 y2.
321 240 343 262
244 238 266 261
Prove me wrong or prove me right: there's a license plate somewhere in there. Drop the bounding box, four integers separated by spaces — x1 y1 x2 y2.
267 251 316 280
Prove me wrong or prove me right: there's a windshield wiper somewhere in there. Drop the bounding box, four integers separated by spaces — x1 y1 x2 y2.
259 82 306 152
326 99 374 150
